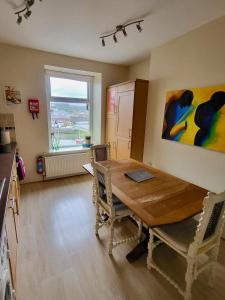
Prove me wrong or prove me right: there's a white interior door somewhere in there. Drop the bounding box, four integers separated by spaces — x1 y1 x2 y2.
106 115 117 159
116 137 131 160
117 91 134 139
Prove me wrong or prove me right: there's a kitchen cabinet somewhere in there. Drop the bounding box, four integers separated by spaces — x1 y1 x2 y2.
5 158 20 289
106 79 149 161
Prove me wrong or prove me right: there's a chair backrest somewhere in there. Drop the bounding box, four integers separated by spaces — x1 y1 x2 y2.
91 159 113 210
189 191 225 256
90 144 110 162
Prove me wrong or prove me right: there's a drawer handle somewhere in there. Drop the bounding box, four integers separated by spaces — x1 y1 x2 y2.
8 198 15 210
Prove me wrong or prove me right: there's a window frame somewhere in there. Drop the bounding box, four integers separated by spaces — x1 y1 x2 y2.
45 70 93 152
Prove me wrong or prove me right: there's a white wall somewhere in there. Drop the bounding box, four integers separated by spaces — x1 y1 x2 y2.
144 16 225 194
130 16 225 238
128 16 225 194
0 43 128 182
128 58 150 80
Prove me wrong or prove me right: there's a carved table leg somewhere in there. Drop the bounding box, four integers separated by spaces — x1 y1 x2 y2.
184 258 195 300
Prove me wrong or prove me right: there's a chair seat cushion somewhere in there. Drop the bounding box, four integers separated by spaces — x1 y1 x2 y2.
101 193 128 211
153 218 198 253
113 198 128 212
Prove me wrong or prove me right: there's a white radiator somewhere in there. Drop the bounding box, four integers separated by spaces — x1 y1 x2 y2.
44 152 90 179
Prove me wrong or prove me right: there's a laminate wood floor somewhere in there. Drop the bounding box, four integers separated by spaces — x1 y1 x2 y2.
17 175 225 300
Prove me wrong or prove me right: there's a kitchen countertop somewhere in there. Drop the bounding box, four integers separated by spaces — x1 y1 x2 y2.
0 143 17 240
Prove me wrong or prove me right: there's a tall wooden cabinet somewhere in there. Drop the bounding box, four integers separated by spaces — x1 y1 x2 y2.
106 79 149 161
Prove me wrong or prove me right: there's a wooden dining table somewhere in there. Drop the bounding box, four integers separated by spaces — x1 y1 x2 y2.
83 159 207 228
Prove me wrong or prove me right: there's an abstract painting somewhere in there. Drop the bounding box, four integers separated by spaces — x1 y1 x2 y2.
4 86 22 104
162 85 225 153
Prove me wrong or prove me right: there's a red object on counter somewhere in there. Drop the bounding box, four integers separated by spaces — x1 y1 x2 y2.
16 155 26 181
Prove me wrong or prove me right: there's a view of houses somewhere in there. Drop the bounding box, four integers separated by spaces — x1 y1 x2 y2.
50 101 90 149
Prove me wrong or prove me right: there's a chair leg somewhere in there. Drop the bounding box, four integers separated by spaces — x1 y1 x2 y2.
147 229 154 270
208 244 219 287
108 219 115 255
92 181 97 204
95 204 101 236
137 220 143 243
184 258 195 300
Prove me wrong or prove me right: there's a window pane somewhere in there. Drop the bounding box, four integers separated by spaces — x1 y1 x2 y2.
50 101 90 149
50 77 88 99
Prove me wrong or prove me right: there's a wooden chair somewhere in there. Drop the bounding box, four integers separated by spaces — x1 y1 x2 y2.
90 143 110 162
147 191 225 300
90 144 111 204
92 159 143 255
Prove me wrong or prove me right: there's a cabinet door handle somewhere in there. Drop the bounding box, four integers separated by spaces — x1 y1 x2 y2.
128 140 131 150
8 198 15 210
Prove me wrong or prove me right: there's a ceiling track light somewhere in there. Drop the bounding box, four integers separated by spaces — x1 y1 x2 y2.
99 19 144 47
14 0 43 25
113 34 118 43
136 22 142 32
122 28 127 37
24 7 32 19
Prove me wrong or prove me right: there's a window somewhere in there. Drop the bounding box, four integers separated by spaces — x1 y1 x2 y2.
46 72 92 151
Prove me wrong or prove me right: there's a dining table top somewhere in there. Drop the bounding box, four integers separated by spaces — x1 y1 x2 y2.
83 159 208 227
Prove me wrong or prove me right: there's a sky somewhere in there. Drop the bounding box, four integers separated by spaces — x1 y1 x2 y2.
50 77 87 99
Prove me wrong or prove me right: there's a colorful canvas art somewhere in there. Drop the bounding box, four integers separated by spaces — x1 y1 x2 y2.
4 86 22 104
162 85 225 153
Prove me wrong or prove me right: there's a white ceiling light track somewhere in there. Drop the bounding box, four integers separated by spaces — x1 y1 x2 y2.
14 0 43 25
100 19 144 47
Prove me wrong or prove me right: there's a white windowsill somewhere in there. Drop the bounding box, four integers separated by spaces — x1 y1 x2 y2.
44 146 90 157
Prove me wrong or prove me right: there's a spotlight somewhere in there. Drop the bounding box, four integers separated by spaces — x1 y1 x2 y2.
16 15 22 25
113 34 117 43
14 0 43 24
102 38 105 47
27 0 35 6
122 27 127 37
24 9 32 19
136 22 142 32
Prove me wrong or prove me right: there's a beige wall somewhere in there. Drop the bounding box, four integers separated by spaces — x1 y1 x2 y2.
128 58 150 80
143 16 225 194
0 43 128 182
129 17 225 238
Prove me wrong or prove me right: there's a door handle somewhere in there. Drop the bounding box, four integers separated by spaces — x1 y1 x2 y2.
128 140 131 150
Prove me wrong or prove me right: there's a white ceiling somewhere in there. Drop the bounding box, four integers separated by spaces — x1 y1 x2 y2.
0 0 225 65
